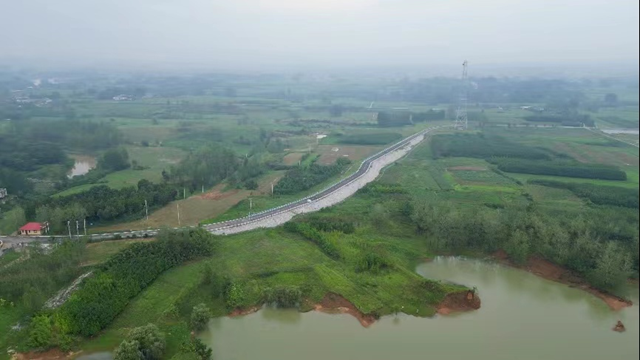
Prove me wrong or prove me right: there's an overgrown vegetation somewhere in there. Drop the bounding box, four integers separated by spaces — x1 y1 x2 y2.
336 132 402 145
57 229 215 336
273 157 351 195
490 158 627 181
529 180 639 208
0 241 86 312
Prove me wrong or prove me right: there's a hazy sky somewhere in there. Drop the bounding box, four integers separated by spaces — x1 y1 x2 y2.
1 0 638 71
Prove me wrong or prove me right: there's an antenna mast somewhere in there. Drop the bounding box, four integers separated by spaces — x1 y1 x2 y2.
454 60 469 130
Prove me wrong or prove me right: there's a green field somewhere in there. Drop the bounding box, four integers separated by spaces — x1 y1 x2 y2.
55 146 187 196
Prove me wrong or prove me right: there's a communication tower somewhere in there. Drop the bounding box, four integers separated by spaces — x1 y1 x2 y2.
454 60 469 130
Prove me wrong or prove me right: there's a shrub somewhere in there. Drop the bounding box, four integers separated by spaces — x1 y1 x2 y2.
190 303 211 331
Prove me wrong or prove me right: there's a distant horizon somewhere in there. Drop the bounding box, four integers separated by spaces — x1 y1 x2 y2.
1 57 638 79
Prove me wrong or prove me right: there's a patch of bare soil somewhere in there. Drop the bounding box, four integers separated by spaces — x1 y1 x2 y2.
199 185 240 201
314 292 376 327
447 166 488 171
494 251 633 311
13 349 75 360
437 290 481 315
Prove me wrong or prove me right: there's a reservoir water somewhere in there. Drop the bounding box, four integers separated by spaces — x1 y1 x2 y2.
67 155 97 178
200 257 638 360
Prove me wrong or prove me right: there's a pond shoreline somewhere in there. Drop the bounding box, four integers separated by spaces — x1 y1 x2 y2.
493 251 633 311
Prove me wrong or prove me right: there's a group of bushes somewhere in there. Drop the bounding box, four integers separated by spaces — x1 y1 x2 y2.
524 114 594 127
377 110 445 127
273 157 351 195
358 182 407 196
491 158 627 181
284 222 340 259
530 180 639 208
56 229 215 336
336 132 402 145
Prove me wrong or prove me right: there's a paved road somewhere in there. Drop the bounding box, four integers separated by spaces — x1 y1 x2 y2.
0 126 443 244
203 126 440 232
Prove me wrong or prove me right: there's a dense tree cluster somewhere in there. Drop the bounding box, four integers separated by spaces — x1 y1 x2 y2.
408 201 637 292
376 110 445 127
57 229 215 336
431 134 552 160
13 119 123 151
98 147 130 171
335 132 402 145
530 180 639 208
524 114 594 127
39 180 176 228
491 158 627 181
0 135 66 172
274 157 350 195
170 144 239 189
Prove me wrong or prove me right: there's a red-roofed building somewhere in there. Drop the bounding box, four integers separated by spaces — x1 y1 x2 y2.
19 222 47 236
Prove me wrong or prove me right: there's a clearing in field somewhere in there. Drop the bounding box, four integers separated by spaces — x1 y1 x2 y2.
282 152 305 166
316 145 382 165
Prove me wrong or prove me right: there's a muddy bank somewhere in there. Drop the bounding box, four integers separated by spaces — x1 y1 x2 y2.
493 251 633 311
313 293 376 327
437 290 482 315
228 306 261 317
12 349 75 360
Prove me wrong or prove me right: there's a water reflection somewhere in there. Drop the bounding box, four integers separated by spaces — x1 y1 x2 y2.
261 306 302 324
67 155 97 178
200 257 638 360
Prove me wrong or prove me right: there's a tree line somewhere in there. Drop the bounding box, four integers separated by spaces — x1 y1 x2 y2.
490 158 628 181
377 110 445 127
431 133 552 160
57 229 215 336
408 201 638 292
530 180 639 208
273 157 351 195
34 180 177 231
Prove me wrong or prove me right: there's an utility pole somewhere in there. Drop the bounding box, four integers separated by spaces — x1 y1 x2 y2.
67 220 72 239
271 182 274 196
177 203 181 226
76 220 79 238
183 188 186 199
84 218 87 236
202 185 204 193
249 197 253 216
454 60 469 130
144 199 149 221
